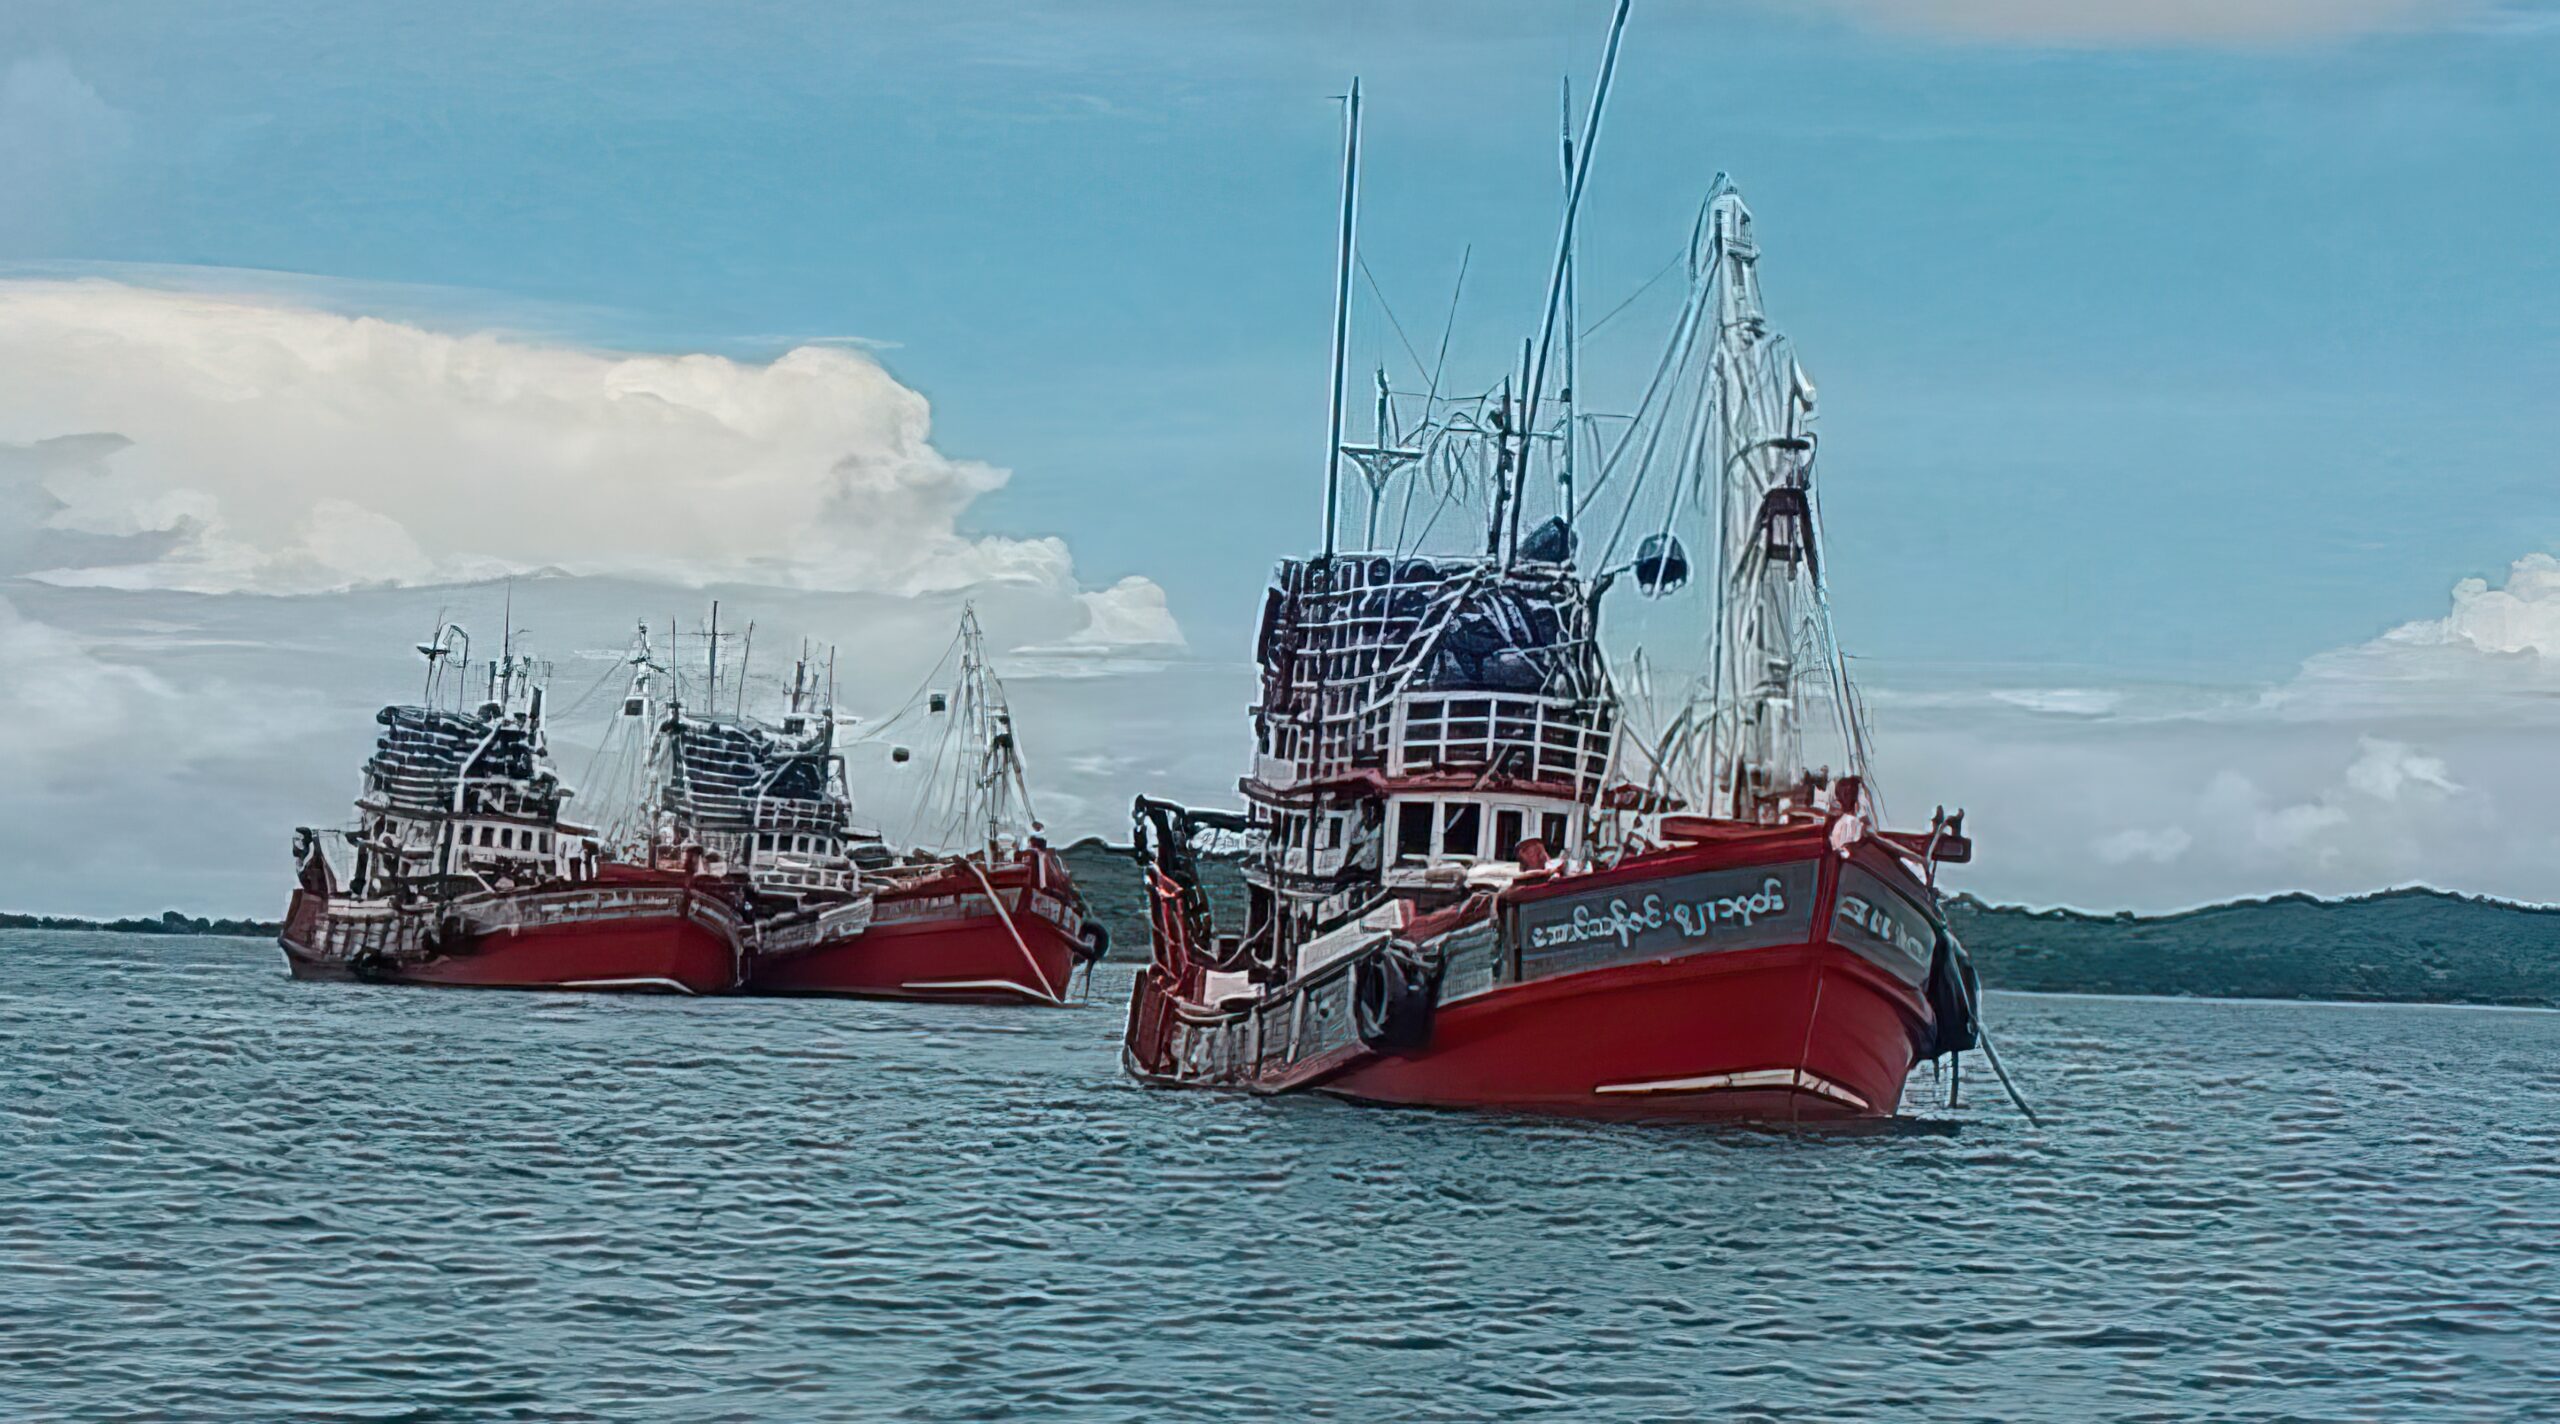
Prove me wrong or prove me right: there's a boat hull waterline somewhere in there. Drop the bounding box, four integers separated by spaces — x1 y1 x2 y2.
747 854 1089 1005
280 879 745 996
1126 833 1949 1122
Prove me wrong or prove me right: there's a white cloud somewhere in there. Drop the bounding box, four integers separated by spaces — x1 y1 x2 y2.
2198 738 2468 868
0 279 1174 632
0 593 329 793
1878 552 2560 909
1988 687 2122 717
2360 551 2560 658
0 594 173 783
1819 0 2474 45
2280 552 2560 715
2340 737 2459 801
1068 575 1186 649
2091 826 2191 866
0 277 1211 913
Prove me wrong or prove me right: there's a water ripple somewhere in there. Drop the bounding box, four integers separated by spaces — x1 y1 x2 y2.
3 932 2555 1421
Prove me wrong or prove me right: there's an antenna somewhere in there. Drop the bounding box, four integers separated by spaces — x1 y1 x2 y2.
1321 77 1361 560
1505 0 1630 566
500 579 514 705
706 601 720 710
1344 365 1424 549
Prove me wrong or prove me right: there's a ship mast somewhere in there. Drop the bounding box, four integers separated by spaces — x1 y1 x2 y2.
950 607 1034 857
1502 0 1630 568
1320 78 1361 560
1558 76 1580 539
1692 184 1856 819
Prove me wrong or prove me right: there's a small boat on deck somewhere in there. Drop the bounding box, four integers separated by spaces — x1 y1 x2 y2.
1121 7 1999 1122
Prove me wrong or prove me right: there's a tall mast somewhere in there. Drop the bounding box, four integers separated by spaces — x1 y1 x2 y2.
499 579 514 706
1558 77 1579 541
706 600 720 711
1504 0 1630 567
1321 77 1362 561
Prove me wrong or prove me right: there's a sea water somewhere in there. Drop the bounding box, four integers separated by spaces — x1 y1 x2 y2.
3 930 2554 1421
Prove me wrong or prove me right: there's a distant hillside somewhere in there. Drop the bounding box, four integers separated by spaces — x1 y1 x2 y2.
0 909 286 938
11 848 2551 1008
1057 841 2559 1009
1945 888 2559 1008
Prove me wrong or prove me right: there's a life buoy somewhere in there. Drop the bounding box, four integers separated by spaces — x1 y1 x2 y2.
1354 951 1437 1054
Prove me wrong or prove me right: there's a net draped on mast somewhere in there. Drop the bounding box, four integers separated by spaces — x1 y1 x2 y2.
1595 181 1874 825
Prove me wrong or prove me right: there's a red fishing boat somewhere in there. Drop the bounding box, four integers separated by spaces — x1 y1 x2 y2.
280 622 742 994
744 609 1102 1004
755 841 1088 1005
592 611 878 990
1123 11 2017 1122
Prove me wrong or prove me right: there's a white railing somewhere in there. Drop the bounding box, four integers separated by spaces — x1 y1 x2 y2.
1389 692 1611 789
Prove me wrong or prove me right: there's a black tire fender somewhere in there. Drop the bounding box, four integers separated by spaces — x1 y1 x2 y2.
1354 950 1437 1054
1076 919 1111 964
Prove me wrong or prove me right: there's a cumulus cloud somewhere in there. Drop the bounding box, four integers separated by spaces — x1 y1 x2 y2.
1068 576 1186 649
1818 0 2475 45
2279 551 2560 716
2348 551 2560 659
1875 551 2560 909
0 279 1171 640
0 276 1208 913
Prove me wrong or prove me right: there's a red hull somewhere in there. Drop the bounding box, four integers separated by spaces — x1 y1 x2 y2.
1125 823 1947 1123
281 878 744 995
746 851 1085 1005
1320 941 1918 1121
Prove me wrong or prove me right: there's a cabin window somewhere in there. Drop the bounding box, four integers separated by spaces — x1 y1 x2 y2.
1326 815 1344 851
539 833 551 853
1493 809 1524 862
1441 803 1481 859
1542 812 1570 853
1395 802 1432 861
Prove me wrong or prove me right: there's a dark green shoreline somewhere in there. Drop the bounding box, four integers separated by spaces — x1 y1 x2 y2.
11 844 2554 1009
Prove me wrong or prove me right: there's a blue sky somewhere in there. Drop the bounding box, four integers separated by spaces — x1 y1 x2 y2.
10 0 2555 664
5 0 2560 913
